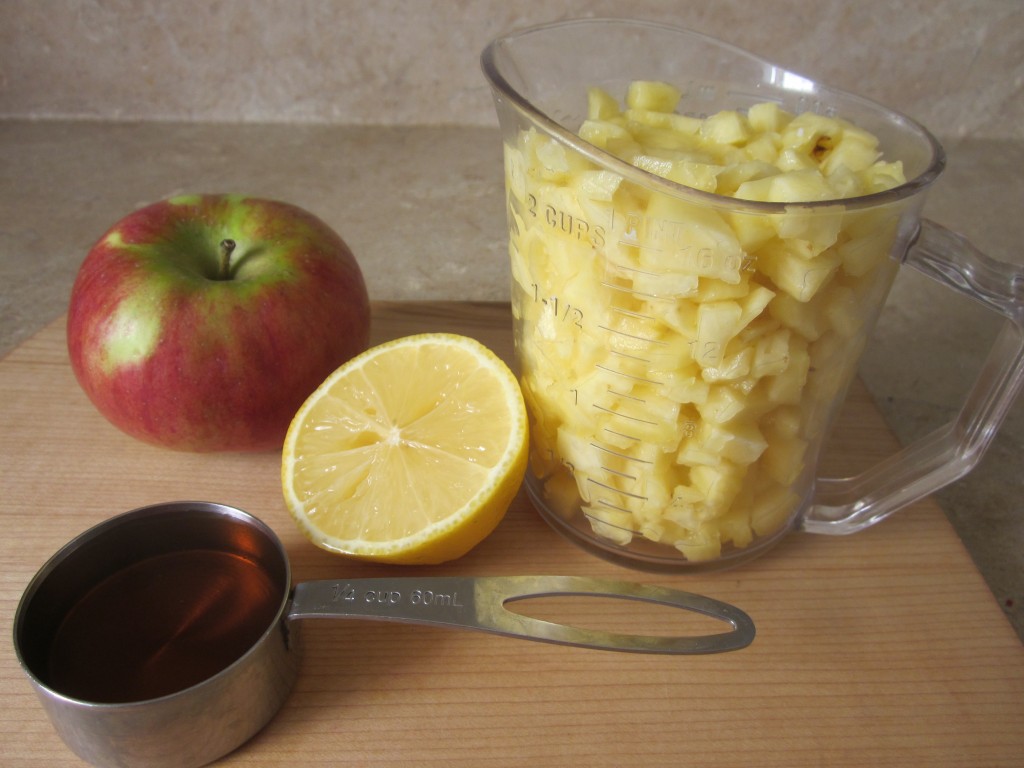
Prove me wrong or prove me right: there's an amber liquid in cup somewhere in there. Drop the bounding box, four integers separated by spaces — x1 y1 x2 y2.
46 549 282 703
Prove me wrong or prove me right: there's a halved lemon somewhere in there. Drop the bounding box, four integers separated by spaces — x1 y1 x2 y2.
281 333 528 564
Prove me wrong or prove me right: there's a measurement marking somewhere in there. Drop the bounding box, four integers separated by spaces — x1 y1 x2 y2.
587 477 648 501
591 442 654 464
608 263 662 278
609 305 657 321
599 281 664 301
596 324 666 345
600 465 637 481
606 386 645 402
597 498 642 513
615 231 663 246
609 349 652 365
594 364 661 385
582 506 634 527
599 280 644 293
616 240 668 258
603 427 642 443
592 403 659 426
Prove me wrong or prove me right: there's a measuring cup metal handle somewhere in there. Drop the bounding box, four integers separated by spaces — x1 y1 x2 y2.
808 219 1024 534
288 576 755 655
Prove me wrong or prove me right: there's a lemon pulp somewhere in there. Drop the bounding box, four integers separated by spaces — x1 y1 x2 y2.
282 333 528 564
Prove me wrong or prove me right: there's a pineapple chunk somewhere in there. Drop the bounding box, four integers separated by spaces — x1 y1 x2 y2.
860 161 906 193
696 276 751 302
696 383 747 423
693 301 743 367
701 345 754 382
666 160 722 193
584 505 635 545
674 524 723 561
626 80 682 112
729 210 777 251
763 404 803 440
751 328 792 378
698 419 768 465
772 205 844 254
661 371 711 405
761 435 809 486
716 161 779 197
625 109 703 138
718 508 754 549
588 87 621 120
543 468 585 519
535 139 572 178
667 113 704 135
750 485 800 537
764 334 810 405
701 110 751 146
739 284 776 327
744 133 782 164
747 101 793 133
690 463 744 512
838 210 900 276
769 168 835 203
780 112 843 156
579 119 633 149
574 169 623 202
768 291 826 340
821 132 881 175
758 239 841 302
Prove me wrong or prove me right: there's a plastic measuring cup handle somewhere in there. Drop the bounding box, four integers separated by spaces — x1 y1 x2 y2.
806 219 1024 534
288 575 755 654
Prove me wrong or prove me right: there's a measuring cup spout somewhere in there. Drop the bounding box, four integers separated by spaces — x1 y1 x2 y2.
287 575 755 654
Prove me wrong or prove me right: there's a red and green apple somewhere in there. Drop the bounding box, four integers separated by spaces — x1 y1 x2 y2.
67 193 371 452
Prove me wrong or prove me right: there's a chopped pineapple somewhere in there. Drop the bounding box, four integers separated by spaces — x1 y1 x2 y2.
701 110 751 146
625 80 682 112
588 86 622 120
506 79 908 561
747 101 793 133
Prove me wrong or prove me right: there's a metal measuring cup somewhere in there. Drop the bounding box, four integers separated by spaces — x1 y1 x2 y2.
14 501 754 768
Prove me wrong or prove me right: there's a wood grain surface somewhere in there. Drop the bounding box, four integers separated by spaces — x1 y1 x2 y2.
1 302 1021 767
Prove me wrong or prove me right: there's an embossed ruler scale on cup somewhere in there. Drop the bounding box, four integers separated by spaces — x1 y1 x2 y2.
517 208 782 563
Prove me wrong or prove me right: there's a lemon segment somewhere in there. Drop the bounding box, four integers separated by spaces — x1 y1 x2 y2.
281 333 528 564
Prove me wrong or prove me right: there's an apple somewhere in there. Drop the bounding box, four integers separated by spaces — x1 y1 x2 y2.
67 193 371 452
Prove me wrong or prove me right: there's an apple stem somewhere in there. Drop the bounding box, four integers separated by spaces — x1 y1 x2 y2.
219 239 236 280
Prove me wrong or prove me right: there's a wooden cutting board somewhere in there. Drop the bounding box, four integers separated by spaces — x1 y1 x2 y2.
1 302 1021 767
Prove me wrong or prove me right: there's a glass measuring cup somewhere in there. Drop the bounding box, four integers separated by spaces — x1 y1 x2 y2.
14 501 753 768
481 19 1024 570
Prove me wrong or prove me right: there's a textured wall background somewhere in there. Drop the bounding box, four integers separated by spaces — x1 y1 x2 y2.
1 0 1021 139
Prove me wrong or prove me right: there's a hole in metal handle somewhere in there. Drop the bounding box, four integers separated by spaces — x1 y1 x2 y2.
479 576 755 654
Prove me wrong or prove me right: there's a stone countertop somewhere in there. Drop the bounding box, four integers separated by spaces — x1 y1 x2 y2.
2 120 1021 640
